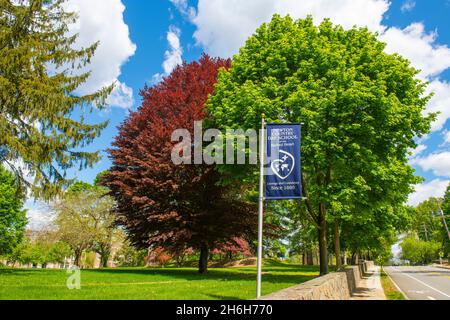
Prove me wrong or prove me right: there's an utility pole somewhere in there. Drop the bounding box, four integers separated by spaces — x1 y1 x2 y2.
423 224 429 241
436 199 450 241
439 209 450 241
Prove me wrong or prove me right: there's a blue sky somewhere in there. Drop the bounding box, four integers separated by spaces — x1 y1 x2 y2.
26 0 450 227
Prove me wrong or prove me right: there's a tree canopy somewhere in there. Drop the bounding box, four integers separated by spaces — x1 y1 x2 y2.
105 55 257 273
53 180 117 267
0 0 111 199
206 15 434 274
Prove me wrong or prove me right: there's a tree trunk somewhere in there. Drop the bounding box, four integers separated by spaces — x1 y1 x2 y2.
176 253 184 267
354 252 359 265
318 207 328 275
74 249 82 267
199 243 209 274
319 223 328 276
334 218 342 270
306 249 314 266
315 247 320 265
100 251 110 268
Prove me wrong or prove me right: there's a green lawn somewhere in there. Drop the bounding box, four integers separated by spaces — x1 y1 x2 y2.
0 260 319 300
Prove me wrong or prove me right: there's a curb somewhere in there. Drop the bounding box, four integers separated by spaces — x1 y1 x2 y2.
432 264 450 270
383 267 409 300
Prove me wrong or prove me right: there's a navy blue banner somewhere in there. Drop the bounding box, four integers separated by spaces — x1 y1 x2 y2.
265 124 302 200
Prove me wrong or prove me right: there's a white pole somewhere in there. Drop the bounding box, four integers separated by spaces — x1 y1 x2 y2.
257 115 266 299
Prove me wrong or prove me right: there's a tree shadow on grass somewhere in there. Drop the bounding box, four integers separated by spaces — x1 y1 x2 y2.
203 293 242 300
0 262 320 288
82 265 319 285
0 268 65 276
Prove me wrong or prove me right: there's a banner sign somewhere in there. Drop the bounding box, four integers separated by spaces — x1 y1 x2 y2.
265 124 302 200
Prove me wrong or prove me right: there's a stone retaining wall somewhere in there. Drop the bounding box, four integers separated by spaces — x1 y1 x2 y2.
260 261 373 300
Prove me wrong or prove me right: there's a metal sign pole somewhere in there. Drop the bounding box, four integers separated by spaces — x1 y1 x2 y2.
256 115 266 299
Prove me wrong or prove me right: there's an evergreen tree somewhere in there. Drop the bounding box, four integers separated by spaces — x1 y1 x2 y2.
0 0 112 199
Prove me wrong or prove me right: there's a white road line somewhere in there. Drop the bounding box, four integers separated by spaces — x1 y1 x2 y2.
428 296 436 300
384 267 409 300
400 271 450 298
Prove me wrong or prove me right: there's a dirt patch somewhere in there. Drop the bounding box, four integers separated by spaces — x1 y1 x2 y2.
210 258 257 268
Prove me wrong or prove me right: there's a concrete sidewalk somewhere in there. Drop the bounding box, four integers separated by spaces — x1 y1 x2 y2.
351 266 386 300
433 263 450 270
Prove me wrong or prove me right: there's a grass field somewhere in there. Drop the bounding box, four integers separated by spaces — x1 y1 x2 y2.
0 260 319 300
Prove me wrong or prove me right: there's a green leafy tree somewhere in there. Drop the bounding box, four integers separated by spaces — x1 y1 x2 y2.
411 198 441 241
19 241 44 266
13 229 83 267
401 235 441 265
113 241 147 267
406 197 450 260
48 241 71 264
4 240 27 265
8 230 70 267
340 204 411 264
0 165 27 256
53 180 117 267
375 241 394 267
271 201 317 265
0 0 111 199
207 15 434 274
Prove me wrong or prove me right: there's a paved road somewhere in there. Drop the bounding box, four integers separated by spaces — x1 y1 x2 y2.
384 266 450 300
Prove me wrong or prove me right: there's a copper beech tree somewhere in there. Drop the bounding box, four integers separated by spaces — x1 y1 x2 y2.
104 55 257 273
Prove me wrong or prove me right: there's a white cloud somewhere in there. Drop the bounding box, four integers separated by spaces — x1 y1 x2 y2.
164 26 183 74
169 0 196 20
424 80 450 131
191 0 389 58
401 0 416 13
408 179 449 206
107 82 134 110
380 23 450 80
376 23 450 132
152 25 183 83
63 0 136 109
169 0 450 201
25 200 55 231
411 151 450 177
179 0 450 133
443 130 450 144
350 20 450 133
408 144 427 158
